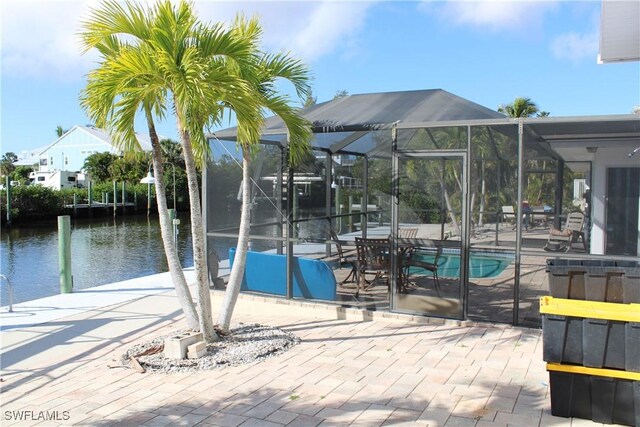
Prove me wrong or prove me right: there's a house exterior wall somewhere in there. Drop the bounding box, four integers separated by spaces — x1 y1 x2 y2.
590 145 640 255
39 127 114 172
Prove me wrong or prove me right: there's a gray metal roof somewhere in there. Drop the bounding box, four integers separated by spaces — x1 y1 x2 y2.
211 89 504 154
209 88 639 160
291 89 502 132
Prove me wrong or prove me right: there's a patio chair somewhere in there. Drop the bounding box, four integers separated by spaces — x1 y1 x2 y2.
330 230 357 285
531 206 547 227
543 212 587 252
355 237 391 294
397 227 419 261
403 247 442 295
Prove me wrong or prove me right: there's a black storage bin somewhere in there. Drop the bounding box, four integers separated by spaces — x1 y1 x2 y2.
583 318 626 370
590 376 639 426
549 371 592 420
584 260 625 303
542 314 583 364
547 259 587 300
618 261 640 303
549 370 640 426
627 323 640 372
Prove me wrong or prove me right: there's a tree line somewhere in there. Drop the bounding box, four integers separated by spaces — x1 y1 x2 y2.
0 139 192 221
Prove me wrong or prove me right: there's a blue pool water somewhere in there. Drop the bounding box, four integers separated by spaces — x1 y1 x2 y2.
410 250 513 279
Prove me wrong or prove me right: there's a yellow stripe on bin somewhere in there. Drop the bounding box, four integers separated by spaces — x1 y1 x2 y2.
546 363 640 381
539 296 640 322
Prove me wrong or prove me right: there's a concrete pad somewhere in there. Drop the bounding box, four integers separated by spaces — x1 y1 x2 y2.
0 270 578 427
0 268 197 331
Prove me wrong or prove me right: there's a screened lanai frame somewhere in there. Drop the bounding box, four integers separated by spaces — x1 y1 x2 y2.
204 112 640 327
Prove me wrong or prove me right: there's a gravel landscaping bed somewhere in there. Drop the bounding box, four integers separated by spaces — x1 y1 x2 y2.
119 323 300 373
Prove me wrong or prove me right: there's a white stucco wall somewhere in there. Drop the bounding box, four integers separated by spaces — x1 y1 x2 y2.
590 146 640 255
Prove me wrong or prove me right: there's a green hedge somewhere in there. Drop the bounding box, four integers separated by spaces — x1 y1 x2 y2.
0 183 185 223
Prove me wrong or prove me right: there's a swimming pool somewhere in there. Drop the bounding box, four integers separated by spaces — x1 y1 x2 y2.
409 250 514 279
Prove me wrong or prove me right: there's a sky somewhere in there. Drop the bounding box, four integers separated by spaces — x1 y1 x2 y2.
1 0 639 158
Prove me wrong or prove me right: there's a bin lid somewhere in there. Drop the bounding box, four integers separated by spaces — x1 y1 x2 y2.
540 296 640 322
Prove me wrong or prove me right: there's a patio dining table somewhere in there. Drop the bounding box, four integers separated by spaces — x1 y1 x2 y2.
353 237 415 294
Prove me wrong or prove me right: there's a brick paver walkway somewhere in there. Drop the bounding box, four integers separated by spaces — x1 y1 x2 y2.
0 291 614 426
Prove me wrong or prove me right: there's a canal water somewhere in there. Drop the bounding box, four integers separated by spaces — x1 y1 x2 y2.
1 214 195 305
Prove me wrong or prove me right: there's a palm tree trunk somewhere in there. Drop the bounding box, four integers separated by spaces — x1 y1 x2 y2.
442 184 460 237
470 192 476 232
218 151 251 332
478 161 486 227
176 111 216 342
146 113 199 330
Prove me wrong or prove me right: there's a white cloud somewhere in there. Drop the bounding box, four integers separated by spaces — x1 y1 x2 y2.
1 0 374 82
419 0 558 33
1 0 98 80
550 31 598 62
195 1 372 63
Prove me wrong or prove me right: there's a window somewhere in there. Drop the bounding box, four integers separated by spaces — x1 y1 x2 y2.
65 156 69 166
50 157 54 165
40 159 47 166
67 176 76 182
37 176 45 182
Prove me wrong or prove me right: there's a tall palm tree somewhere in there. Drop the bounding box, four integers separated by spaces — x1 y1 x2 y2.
79 3 200 330
498 97 539 118
80 0 263 341
217 16 312 333
149 2 263 341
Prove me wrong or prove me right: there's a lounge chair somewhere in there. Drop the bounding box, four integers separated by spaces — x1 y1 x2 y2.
543 212 587 252
398 227 418 239
501 206 517 229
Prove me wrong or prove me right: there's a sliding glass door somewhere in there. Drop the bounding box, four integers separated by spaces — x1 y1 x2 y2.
606 167 640 256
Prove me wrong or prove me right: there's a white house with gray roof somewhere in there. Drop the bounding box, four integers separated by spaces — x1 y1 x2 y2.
37 125 152 173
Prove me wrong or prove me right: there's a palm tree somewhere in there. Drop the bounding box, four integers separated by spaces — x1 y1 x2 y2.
498 97 553 210
304 89 317 107
81 0 267 342
79 1 200 331
217 17 312 333
498 97 539 118
148 2 263 341
55 126 69 138
334 89 349 99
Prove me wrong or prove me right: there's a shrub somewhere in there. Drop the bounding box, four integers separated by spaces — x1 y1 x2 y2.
1 185 67 221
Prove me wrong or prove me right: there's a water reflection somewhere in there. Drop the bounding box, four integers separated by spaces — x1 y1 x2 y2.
1 214 193 305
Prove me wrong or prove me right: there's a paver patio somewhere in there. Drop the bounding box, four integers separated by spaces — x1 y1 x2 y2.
0 283 621 426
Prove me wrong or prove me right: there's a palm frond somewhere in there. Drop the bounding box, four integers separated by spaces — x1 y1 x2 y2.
258 52 311 100
79 0 152 53
260 94 312 166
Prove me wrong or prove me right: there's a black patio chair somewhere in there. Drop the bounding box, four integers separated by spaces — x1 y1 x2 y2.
330 230 357 285
403 247 442 296
354 237 391 295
